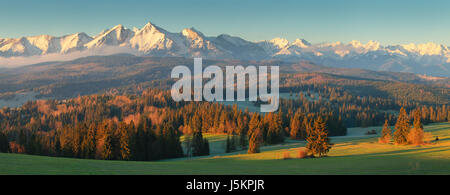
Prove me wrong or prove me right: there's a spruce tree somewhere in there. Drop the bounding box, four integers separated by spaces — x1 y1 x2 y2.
225 135 231 153
81 123 96 159
394 107 410 145
290 112 301 140
379 119 392 144
409 109 424 145
203 138 210 155
306 116 332 157
118 122 131 160
102 132 114 160
0 132 10 153
248 127 262 154
191 115 208 157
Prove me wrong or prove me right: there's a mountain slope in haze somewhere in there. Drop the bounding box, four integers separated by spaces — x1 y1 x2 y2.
1 21 449 77
0 55 448 105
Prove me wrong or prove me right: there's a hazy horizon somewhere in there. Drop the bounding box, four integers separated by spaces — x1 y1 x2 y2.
1 0 450 45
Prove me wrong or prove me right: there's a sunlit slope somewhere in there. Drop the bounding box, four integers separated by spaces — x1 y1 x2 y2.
0 123 449 175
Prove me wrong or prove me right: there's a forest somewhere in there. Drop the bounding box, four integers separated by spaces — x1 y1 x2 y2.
0 84 448 160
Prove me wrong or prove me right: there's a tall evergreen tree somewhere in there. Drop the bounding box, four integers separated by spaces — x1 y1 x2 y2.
81 123 96 159
102 132 114 160
118 122 131 160
409 109 424 145
190 115 209 157
0 132 10 153
225 135 231 153
248 127 262 154
306 116 332 157
290 112 302 140
379 119 392 144
394 107 410 145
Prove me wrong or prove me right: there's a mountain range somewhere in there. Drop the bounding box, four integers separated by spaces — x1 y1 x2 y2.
1 21 449 77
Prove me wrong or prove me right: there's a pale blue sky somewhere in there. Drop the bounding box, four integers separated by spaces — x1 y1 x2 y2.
1 0 449 45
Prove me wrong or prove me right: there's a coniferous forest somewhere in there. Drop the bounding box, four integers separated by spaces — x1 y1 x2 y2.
0 85 448 160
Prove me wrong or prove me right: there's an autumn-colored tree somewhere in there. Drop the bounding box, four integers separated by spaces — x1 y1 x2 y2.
248 113 261 136
379 120 392 144
248 127 262 154
265 112 284 144
101 132 114 160
408 109 424 145
306 116 332 157
118 122 131 160
394 107 410 145
81 123 96 159
290 112 301 140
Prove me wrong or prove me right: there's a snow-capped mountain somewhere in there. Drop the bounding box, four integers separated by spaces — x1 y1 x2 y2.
0 21 449 77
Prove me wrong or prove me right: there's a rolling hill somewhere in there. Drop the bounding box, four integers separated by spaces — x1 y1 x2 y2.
1 122 449 175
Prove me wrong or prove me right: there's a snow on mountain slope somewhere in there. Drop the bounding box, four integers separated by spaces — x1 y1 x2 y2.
85 24 134 48
60 33 93 53
0 21 449 77
129 22 180 54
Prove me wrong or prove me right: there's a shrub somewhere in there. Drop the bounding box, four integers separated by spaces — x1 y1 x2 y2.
297 148 308 159
282 151 291 160
378 134 391 144
9 142 25 153
408 127 424 146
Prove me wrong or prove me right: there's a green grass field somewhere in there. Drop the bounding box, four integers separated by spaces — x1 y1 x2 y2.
1 123 449 175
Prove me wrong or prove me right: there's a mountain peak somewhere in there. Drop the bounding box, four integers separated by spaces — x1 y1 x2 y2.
270 37 290 48
85 24 133 48
1 21 449 77
292 38 311 48
112 24 124 29
181 28 204 39
349 40 380 51
402 42 447 56
141 21 158 31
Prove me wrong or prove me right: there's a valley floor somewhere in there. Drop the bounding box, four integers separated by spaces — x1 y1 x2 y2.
1 123 449 175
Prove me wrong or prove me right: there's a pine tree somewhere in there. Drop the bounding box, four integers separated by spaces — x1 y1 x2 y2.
203 138 210 156
102 132 114 160
225 135 231 153
379 119 392 144
248 113 260 136
237 115 248 150
192 130 204 156
0 132 10 153
81 123 96 159
306 116 332 157
394 107 410 145
290 112 302 140
191 115 208 156
408 109 424 145
230 132 237 151
248 127 262 154
118 122 131 160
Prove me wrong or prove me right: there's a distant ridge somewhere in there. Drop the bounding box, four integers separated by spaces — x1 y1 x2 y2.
1 21 449 77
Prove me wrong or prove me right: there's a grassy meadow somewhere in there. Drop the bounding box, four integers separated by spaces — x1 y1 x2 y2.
0 122 449 175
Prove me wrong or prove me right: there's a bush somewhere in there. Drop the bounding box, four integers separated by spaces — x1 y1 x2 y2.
408 127 424 146
297 148 308 159
378 134 391 144
282 151 291 160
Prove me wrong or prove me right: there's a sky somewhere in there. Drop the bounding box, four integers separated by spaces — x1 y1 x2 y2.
1 0 450 45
